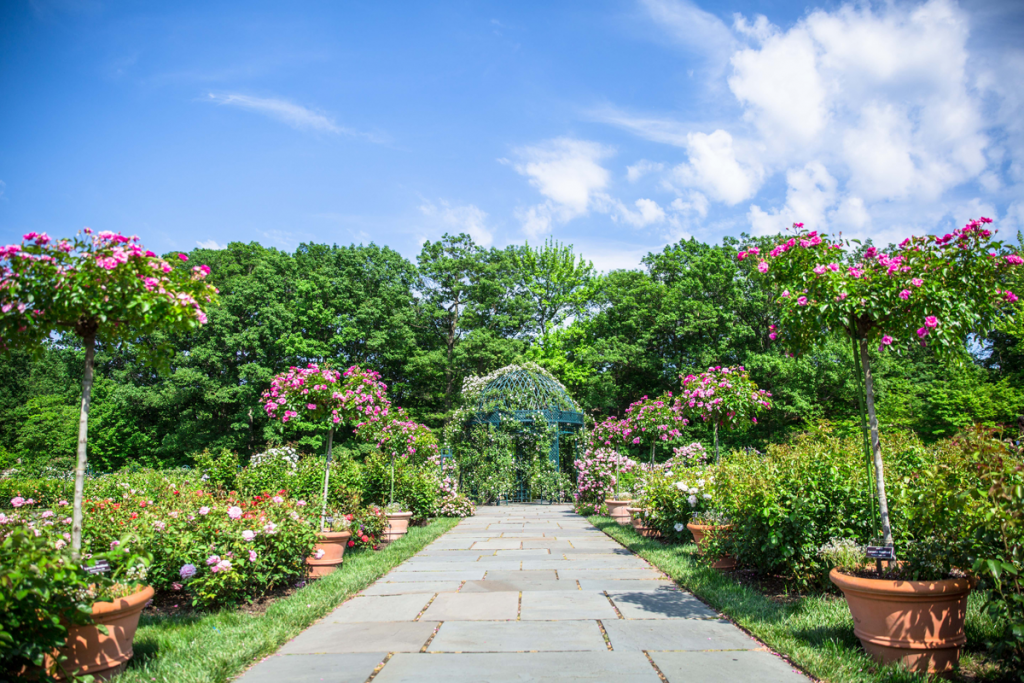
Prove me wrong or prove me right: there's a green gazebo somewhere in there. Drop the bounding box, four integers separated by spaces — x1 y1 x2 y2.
468 365 584 501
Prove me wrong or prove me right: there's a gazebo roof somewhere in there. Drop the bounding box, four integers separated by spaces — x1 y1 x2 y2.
470 365 583 427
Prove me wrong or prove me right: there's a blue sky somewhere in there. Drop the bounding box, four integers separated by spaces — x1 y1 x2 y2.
2 0 1022 270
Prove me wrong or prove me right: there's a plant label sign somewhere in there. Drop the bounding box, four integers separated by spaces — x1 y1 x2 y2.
866 545 896 561
84 559 111 575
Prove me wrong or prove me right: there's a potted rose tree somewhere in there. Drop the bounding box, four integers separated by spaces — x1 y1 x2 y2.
746 218 1023 673
677 366 771 463
263 364 390 574
0 230 215 680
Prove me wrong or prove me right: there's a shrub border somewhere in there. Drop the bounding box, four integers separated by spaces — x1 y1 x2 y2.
114 517 461 683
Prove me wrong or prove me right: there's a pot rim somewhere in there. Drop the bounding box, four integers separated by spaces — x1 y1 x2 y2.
829 567 975 597
317 530 353 540
386 511 412 519
686 522 734 532
89 584 154 618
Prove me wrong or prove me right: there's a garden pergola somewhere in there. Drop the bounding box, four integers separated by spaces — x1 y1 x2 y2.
467 366 584 502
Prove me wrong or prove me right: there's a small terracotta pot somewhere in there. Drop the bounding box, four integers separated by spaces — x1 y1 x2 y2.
306 530 352 578
687 522 737 570
383 511 413 543
830 567 975 674
605 499 632 526
53 584 154 681
625 507 660 538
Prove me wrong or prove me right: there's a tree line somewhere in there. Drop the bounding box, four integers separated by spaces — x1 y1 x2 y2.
2 232 1022 473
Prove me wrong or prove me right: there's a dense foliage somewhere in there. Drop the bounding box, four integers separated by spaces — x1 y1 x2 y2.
2 233 1021 475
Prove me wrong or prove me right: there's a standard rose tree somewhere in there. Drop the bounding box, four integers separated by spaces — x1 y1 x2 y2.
678 366 772 462
747 217 1022 547
263 364 390 529
0 230 217 556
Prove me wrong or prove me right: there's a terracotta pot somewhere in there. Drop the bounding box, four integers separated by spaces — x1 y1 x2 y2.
605 499 632 526
54 584 154 681
306 530 352 578
830 567 975 674
686 522 737 570
625 507 660 538
383 511 413 543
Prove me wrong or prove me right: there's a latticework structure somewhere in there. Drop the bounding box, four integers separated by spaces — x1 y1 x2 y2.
467 366 584 502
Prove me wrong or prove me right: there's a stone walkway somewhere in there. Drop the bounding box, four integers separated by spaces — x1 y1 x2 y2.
239 505 808 683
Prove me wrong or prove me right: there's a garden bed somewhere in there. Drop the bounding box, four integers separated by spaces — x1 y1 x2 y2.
589 516 1006 683
111 517 458 683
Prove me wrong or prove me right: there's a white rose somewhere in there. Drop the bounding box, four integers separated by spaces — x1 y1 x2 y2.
675 482 688 491
687 495 698 506
674 522 685 532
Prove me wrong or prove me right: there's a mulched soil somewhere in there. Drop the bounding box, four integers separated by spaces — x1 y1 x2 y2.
143 580 308 619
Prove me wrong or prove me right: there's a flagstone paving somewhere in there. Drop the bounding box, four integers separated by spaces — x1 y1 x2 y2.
238 504 809 683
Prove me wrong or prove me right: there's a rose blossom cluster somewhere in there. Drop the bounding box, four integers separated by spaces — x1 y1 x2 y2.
679 366 771 428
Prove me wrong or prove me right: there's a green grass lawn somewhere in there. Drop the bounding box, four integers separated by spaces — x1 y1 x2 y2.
589 516 1005 683
116 517 460 683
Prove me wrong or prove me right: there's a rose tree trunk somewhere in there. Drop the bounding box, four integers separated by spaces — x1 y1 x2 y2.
859 337 893 546
71 334 96 558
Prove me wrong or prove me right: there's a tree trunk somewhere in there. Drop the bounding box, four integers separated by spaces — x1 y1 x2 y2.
649 442 655 466
319 427 334 532
390 453 396 507
71 334 96 558
859 337 893 546
713 423 720 464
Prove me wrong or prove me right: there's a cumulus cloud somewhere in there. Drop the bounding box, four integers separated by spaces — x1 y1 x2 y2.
512 138 614 236
419 200 494 247
621 0 1013 240
670 130 764 205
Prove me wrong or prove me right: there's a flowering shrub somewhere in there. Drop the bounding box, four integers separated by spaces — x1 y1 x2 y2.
748 218 1022 548
631 465 716 541
0 229 218 555
236 446 301 496
347 506 388 550
679 366 771 460
437 493 476 517
573 447 636 513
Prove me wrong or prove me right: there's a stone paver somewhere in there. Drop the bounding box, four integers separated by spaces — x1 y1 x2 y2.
238 504 809 683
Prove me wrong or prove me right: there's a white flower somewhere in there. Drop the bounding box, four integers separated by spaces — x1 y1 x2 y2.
675 482 688 491
689 487 699 495
703 493 712 500
674 522 685 532
687 495 697 507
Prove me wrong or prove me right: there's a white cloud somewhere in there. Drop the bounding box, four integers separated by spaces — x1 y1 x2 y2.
609 197 666 227
620 0 1016 242
512 138 614 236
638 0 737 73
419 200 494 247
627 160 664 182
206 93 383 141
197 239 226 250
671 130 764 205
749 161 837 236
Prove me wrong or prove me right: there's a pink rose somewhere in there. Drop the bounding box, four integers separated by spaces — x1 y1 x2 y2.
912 278 923 287
227 506 242 520
757 261 769 273
925 316 938 328
899 290 910 300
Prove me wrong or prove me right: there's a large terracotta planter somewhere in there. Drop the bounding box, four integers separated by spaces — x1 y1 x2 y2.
54 584 154 681
306 530 352 578
383 511 413 543
830 567 975 674
625 507 660 538
605 499 632 526
687 522 737 570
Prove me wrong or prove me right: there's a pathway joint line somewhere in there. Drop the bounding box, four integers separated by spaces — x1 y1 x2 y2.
419 621 443 653
596 619 614 651
413 592 440 621
643 650 670 683
603 591 625 619
363 652 393 683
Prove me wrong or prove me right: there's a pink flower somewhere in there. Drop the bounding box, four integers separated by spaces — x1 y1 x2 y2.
813 265 826 275
242 530 256 542
313 549 325 560
899 289 910 300
737 251 748 261
881 335 893 345
912 278 923 287
171 582 183 591
781 290 790 298
110 540 120 549
917 326 929 338
297 500 307 507
757 261 769 273
199 506 210 515
272 495 283 504
1005 254 1023 265
211 559 232 573
249 550 258 562
1006 291 1019 303
828 263 839 272
10 497 24 508
178 253 188 261
797 296 808 306
227 506 243 520
925 316 938 328
306 403 317 410
769 332 777 340
206 555 220 566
